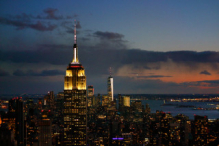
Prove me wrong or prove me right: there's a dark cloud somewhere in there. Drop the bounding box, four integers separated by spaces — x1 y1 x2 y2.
81 37 90 41
76 21 81 29
0 48 70 65
8 9 74 20
181 80 219 89
40 70 65 76
1 48 219 74
13 69 26 76
94 31 124 40
0 17 57 31
37 8 73 20
200 80 219 84
66 30 74 34
0 69 10 76
144 66 151 69
200 70 211 75
29 21 57 31
1 45 219 94
0 17 27 30
61 21 82 34
66 14 78 19
43 8 63 20
113 76 188 94
136 75 172 79
166 51 219 63
13 69 64 76
10 13 32 21
0 8 76 31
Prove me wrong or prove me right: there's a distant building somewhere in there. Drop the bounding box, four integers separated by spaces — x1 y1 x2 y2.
119 95 130 111
43 91 54 110
123 96 130 107
87 85 94 97
107 75 113 102
131 100 142 113
102 95 109 106
87 85 94 107
63 22 87 145
145 103 151 114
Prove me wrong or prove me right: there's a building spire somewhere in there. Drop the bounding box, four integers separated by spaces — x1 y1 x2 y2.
74 20 77 44
72 20 79 64
109 67 112 76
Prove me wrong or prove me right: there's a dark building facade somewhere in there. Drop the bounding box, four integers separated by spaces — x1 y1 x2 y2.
14 98 25 146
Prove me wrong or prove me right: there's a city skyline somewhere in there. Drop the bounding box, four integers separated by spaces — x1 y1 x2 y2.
1 1 219 94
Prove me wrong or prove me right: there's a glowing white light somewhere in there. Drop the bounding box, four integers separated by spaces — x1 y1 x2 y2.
74 48 76 62
110 78 114 101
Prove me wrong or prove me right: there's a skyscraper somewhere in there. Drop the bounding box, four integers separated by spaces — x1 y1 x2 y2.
107 72 113 102
87 85 94 107
39 111 52 146
15 97 25 146
192 115 208 146
63 22 87 146
87 85 94 97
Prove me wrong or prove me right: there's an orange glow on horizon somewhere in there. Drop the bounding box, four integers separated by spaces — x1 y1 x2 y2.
116 61 219 85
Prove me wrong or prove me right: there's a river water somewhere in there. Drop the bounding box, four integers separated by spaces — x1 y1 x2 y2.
141 100 219 120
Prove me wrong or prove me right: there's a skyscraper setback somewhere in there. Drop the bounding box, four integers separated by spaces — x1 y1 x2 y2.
63 23 87 145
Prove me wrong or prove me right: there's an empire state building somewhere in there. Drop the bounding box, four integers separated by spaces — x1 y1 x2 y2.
63 23 87 145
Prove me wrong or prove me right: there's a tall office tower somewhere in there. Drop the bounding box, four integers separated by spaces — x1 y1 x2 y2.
87 85 94 107
107 74 113 102
39 111 52 146
63 22 87 146
38 119 52 146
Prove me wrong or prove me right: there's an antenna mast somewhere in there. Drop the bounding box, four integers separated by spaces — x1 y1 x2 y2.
109 67 112 76
74 20 77 44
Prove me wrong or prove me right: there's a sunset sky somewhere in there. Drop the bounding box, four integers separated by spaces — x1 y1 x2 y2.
0 0 219 94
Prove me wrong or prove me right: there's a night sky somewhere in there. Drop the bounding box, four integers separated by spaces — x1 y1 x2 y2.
0 0 219 94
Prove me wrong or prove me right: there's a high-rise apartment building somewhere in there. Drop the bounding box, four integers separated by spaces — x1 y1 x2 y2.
192 115 208 146
63 22 87 145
